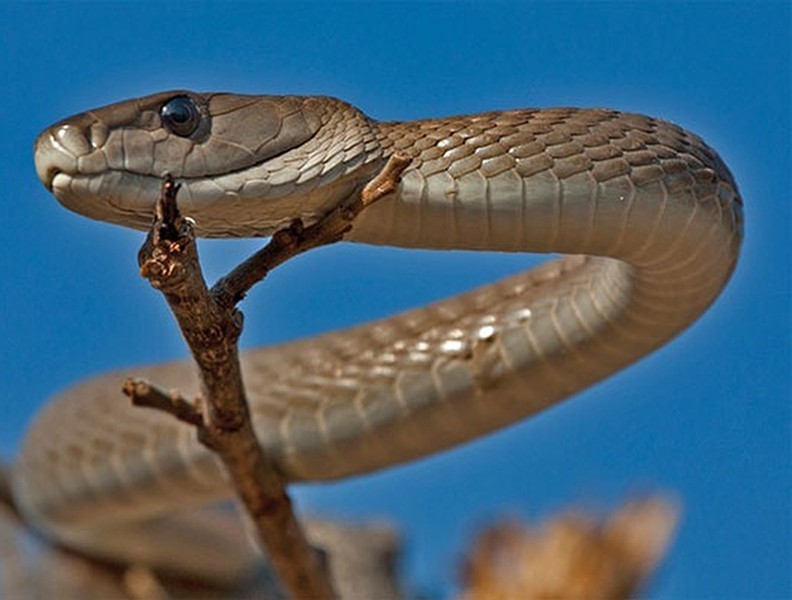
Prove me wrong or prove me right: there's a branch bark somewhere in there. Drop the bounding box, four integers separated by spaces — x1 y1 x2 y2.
127 155 410 599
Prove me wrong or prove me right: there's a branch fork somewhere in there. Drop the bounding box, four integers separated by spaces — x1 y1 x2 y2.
123 155 410 599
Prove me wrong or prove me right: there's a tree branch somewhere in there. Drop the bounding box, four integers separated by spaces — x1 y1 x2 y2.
212 154 411 308
128 155 410 599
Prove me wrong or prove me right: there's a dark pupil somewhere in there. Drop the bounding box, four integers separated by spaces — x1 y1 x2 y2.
161 96 199 137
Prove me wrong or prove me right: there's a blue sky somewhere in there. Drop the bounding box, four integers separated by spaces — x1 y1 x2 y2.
1 2 789 597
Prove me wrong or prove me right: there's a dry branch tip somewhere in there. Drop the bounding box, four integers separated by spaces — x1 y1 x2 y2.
154 173 183 241
122 378 203 428
361 153 411 206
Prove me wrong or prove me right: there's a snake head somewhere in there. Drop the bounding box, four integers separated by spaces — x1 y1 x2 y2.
34 91 382 237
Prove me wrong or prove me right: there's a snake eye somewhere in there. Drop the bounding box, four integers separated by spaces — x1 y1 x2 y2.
160 95 201 137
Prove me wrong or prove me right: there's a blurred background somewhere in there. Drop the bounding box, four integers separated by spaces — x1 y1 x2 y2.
1 3 789 597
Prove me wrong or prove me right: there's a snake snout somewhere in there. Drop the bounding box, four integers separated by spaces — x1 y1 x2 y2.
33 114 168 231
34 123 92 190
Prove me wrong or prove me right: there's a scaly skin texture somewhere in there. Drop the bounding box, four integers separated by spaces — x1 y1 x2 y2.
20 92 742 575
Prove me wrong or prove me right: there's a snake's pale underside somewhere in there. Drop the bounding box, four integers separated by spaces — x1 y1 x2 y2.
19 91 742 578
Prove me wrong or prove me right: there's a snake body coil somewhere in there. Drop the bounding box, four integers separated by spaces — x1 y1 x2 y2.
21 92 742 575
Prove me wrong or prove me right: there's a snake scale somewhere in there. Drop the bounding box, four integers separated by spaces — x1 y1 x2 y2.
19 91 742 577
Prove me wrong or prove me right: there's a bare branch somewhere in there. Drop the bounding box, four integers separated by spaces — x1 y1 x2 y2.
130 157 410 598
212 153 411 308
122 379 203 428
135 174 335 599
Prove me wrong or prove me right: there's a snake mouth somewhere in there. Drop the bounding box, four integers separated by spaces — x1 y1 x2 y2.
41 167 61 191
47 168 163 232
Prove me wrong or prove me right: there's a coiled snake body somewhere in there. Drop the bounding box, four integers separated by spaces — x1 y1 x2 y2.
21 92 742 576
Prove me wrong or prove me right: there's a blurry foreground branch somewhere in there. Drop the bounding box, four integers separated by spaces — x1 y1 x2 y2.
459 496 680 600
4 458 678 598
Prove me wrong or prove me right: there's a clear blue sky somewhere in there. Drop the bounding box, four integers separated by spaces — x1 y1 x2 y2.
1 2 789 597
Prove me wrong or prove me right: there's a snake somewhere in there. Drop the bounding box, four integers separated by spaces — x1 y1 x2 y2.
19 91 742 579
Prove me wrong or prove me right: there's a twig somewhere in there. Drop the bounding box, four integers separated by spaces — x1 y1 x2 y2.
212 153 411 308
123 379 204 428
129 155 409 599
